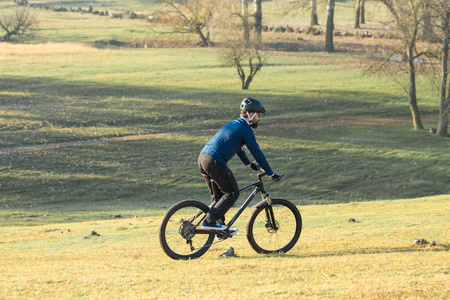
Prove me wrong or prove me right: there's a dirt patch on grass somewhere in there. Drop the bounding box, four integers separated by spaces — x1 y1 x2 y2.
93 31 398 57
0 132 180 155
264 33 396 55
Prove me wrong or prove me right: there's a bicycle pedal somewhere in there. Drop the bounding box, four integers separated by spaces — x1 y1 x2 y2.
216 231 228 240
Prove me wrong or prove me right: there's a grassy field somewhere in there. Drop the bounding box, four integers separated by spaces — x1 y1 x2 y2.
1 0 449 298
0 0 394 44
1 197 448 298
0 42 446 213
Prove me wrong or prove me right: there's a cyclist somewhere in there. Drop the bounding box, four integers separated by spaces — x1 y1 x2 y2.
198 97 281 233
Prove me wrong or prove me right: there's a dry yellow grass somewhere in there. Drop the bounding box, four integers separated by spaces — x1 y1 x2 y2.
0 42 101 56
1 196 448 299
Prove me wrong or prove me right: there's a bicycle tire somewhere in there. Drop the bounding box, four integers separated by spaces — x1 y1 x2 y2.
159 200 215 260
246 198 302 254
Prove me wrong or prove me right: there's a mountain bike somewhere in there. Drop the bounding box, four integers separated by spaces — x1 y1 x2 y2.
159 170 302 260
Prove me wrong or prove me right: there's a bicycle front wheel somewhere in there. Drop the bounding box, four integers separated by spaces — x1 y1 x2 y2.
159 200 214 260
247 198 302 254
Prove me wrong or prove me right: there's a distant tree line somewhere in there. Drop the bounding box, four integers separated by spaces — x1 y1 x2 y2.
148 0 450 133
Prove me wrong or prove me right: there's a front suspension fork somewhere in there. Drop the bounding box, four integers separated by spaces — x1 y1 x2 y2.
262 192 278 231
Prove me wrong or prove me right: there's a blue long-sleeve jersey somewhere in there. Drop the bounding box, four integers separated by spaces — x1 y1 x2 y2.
201 118 274 175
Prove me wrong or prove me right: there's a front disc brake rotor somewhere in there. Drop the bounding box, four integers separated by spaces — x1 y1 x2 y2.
265 220 279 233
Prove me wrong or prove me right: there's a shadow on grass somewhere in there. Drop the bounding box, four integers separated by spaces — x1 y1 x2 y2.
0 75 412 121
1 75 448 212
302 244 450 258
240 244 450 260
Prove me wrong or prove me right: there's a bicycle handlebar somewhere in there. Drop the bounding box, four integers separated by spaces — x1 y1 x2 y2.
257 172 267 181
253 161 284 182
257 171 284 182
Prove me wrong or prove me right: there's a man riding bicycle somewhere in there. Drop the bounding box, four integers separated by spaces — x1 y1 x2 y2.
198 97 281 234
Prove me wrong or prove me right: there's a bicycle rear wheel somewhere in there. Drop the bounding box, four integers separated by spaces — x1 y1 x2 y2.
159 200 214 260
247 198 302 254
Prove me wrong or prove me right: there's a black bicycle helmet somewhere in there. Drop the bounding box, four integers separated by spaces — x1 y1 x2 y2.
240 97 267 114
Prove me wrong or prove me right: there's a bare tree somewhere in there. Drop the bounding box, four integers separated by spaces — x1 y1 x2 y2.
437 11 450 136
216 1 265 90
221 40 265 90
0 5 36 42
430 0 450 136
160 0 218 46
222 1 252 47
281 0 320 26
14 0 29 6
324 0 335 52
377 0 432 130
228 0 252 47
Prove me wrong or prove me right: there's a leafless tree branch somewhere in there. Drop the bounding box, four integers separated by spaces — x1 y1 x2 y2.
0 5 37 42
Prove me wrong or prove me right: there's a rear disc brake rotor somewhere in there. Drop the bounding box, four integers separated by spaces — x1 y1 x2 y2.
179 220 196 239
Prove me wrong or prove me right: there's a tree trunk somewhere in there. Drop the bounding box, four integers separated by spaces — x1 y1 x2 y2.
325 0 335 52
242 0 250 47
360 0 365 24
243 56 263 89
437 11 450 136
355 0 361 29
197 27 210 46
422 3 436 42
408 73 424 130
254 0 262 49
243 77 252 89
236 63 246 90
407 40 424 130
3 33 11 42
311 0 319 26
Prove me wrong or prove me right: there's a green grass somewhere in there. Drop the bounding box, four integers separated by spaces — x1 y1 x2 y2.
0 0 394 45
33 10 157 43
0 42 446 214
0 0 163 44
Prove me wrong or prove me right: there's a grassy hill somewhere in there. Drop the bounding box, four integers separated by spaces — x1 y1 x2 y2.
0 0 448 214
1 1 449 298
0 42 446 213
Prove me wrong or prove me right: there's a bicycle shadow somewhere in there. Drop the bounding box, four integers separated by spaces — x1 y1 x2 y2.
240 243 449 259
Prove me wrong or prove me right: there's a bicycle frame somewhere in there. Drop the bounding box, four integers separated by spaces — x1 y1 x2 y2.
195 172 274 233
159 170 300 259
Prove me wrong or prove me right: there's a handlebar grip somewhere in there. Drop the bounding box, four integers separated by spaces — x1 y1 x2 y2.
252 161 263 171
257 172 284 182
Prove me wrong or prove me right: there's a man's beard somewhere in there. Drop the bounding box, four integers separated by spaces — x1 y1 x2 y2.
250 120 259 129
